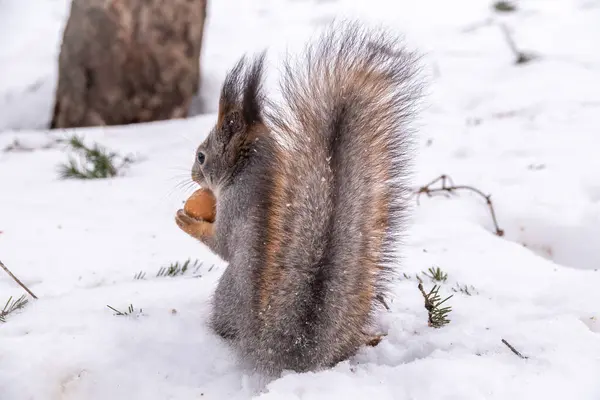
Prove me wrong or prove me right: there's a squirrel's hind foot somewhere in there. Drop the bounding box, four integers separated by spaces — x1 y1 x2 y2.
365 333 387 347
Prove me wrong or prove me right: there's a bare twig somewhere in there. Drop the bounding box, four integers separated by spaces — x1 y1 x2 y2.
498 23 535 65
107 305 128 316
501 338 528 359
0 259 38 299
415 174 504 237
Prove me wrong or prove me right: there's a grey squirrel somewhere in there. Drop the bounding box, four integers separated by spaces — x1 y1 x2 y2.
175 20 421 375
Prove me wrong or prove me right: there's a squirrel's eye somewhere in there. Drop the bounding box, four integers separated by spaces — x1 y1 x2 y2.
197 151 206 165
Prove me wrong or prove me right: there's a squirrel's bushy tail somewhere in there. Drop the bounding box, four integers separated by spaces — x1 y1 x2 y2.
248 21 422 374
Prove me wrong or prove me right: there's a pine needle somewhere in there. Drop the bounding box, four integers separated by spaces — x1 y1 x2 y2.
134 259 205 280
452 283 479 296
58 135 134 179
418 283 453 328
133 271 147 280
423 266 448 283
0 295 28 323
107 304 142 316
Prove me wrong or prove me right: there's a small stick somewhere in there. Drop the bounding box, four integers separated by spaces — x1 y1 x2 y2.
0 259 38 299
106 305 127 316
499 23 519 57
415 174 504 237
417 282 433 313
498 23 534 65
501 338 528 359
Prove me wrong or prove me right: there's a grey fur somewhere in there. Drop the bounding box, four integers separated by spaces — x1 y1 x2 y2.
182 21 422 376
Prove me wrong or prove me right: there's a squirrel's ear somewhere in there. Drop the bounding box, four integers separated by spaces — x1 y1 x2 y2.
241 52 266 126
218 56 246 127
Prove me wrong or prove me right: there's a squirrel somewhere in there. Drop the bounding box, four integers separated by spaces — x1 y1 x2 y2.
175 20 421 375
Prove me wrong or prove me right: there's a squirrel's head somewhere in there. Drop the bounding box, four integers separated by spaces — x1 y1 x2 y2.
192 53 268 194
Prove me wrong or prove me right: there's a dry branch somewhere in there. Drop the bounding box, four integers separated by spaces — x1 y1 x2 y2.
501 338 528 359
498 23 535 65
0 259 38 299
415 174 504 237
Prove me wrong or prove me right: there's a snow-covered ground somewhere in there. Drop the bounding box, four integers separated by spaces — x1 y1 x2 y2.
2 0 600 398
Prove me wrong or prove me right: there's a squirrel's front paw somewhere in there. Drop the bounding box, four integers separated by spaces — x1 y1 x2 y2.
175 209 214 242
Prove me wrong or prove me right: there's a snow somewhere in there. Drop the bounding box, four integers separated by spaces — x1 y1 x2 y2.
1 0 600 398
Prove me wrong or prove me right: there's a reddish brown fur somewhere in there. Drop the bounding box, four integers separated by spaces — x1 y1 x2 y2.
260 153 288 312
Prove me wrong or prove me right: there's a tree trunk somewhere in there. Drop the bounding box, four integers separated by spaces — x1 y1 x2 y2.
51 0 206 129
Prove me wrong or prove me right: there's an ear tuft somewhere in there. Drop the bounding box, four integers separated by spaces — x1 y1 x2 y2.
218 55 247 126
241 52 267 125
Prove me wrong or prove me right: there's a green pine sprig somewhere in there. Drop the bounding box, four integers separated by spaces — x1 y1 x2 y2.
0 295 28 323
493 1 517 12
156 259 201 278
418 283 453 328
58 135 134 179
423 266 448 283
134 259 205 280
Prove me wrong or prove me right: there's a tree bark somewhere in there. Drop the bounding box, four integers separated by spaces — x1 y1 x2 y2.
51 0 207 129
